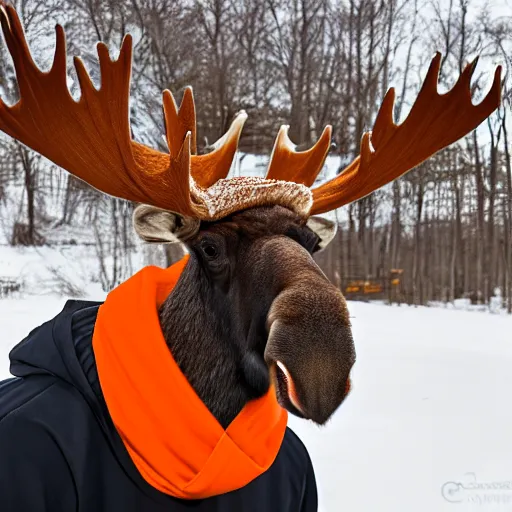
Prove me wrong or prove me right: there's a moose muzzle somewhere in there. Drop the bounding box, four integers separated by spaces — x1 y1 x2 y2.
264 275 356 425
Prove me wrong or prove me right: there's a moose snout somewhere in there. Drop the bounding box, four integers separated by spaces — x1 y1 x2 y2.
264 283 356 424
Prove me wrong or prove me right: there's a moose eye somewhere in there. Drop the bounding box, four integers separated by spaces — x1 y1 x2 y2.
201 243 218 260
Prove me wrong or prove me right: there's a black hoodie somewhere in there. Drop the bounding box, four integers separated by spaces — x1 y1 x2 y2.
0 301 317 511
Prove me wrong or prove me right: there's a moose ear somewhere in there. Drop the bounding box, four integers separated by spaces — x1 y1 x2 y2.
133 205 200 244
306 215 337 251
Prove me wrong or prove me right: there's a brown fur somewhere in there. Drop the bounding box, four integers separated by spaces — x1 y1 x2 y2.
158 205 355 428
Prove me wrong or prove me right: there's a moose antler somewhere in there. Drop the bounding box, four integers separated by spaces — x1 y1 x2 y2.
310 54 502 214
266 125 332 187
0 4 502 223
0 5 247 218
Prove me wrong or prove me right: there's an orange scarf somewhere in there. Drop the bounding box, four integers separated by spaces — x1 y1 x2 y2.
92 256 288 499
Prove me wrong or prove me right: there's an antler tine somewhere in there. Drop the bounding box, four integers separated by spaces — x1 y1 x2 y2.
162 87 197 157
162 88 247 189
311 53 502 214
146 131 195 215
266 125 332 187
190 111 247 189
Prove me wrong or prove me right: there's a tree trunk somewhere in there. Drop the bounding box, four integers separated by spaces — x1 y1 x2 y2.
413 176 424 305
19 146 35 245
472 131 485 302
502 111 512 313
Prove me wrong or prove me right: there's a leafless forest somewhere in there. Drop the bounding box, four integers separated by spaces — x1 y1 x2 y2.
0 0 511 311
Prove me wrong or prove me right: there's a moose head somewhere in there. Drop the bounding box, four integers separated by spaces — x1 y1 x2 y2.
0 5 501 427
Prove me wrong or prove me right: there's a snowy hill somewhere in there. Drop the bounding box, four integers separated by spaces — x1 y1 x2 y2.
1 297 511 511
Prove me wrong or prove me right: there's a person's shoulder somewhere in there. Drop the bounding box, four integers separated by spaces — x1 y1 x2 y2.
0 381 78 510
0 380 61 452
279 426 314 471
0 376 53 423
0 376 82 433
283 426 310 454
0 377 89 464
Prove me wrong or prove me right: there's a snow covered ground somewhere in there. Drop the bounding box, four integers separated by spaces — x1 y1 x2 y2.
1 293 511 511
289 304 512 511
0 242 511 510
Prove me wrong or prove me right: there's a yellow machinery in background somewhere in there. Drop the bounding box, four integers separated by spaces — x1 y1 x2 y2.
343 269 404 302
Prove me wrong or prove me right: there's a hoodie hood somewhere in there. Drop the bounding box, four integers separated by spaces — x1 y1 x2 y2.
92 257 288 499
9 300 103 396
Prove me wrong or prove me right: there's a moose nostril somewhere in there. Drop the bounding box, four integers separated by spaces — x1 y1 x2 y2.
345 377 352 396
276 361 305 415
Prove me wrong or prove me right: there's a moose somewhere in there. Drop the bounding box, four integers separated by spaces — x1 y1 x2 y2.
0 4 501 511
